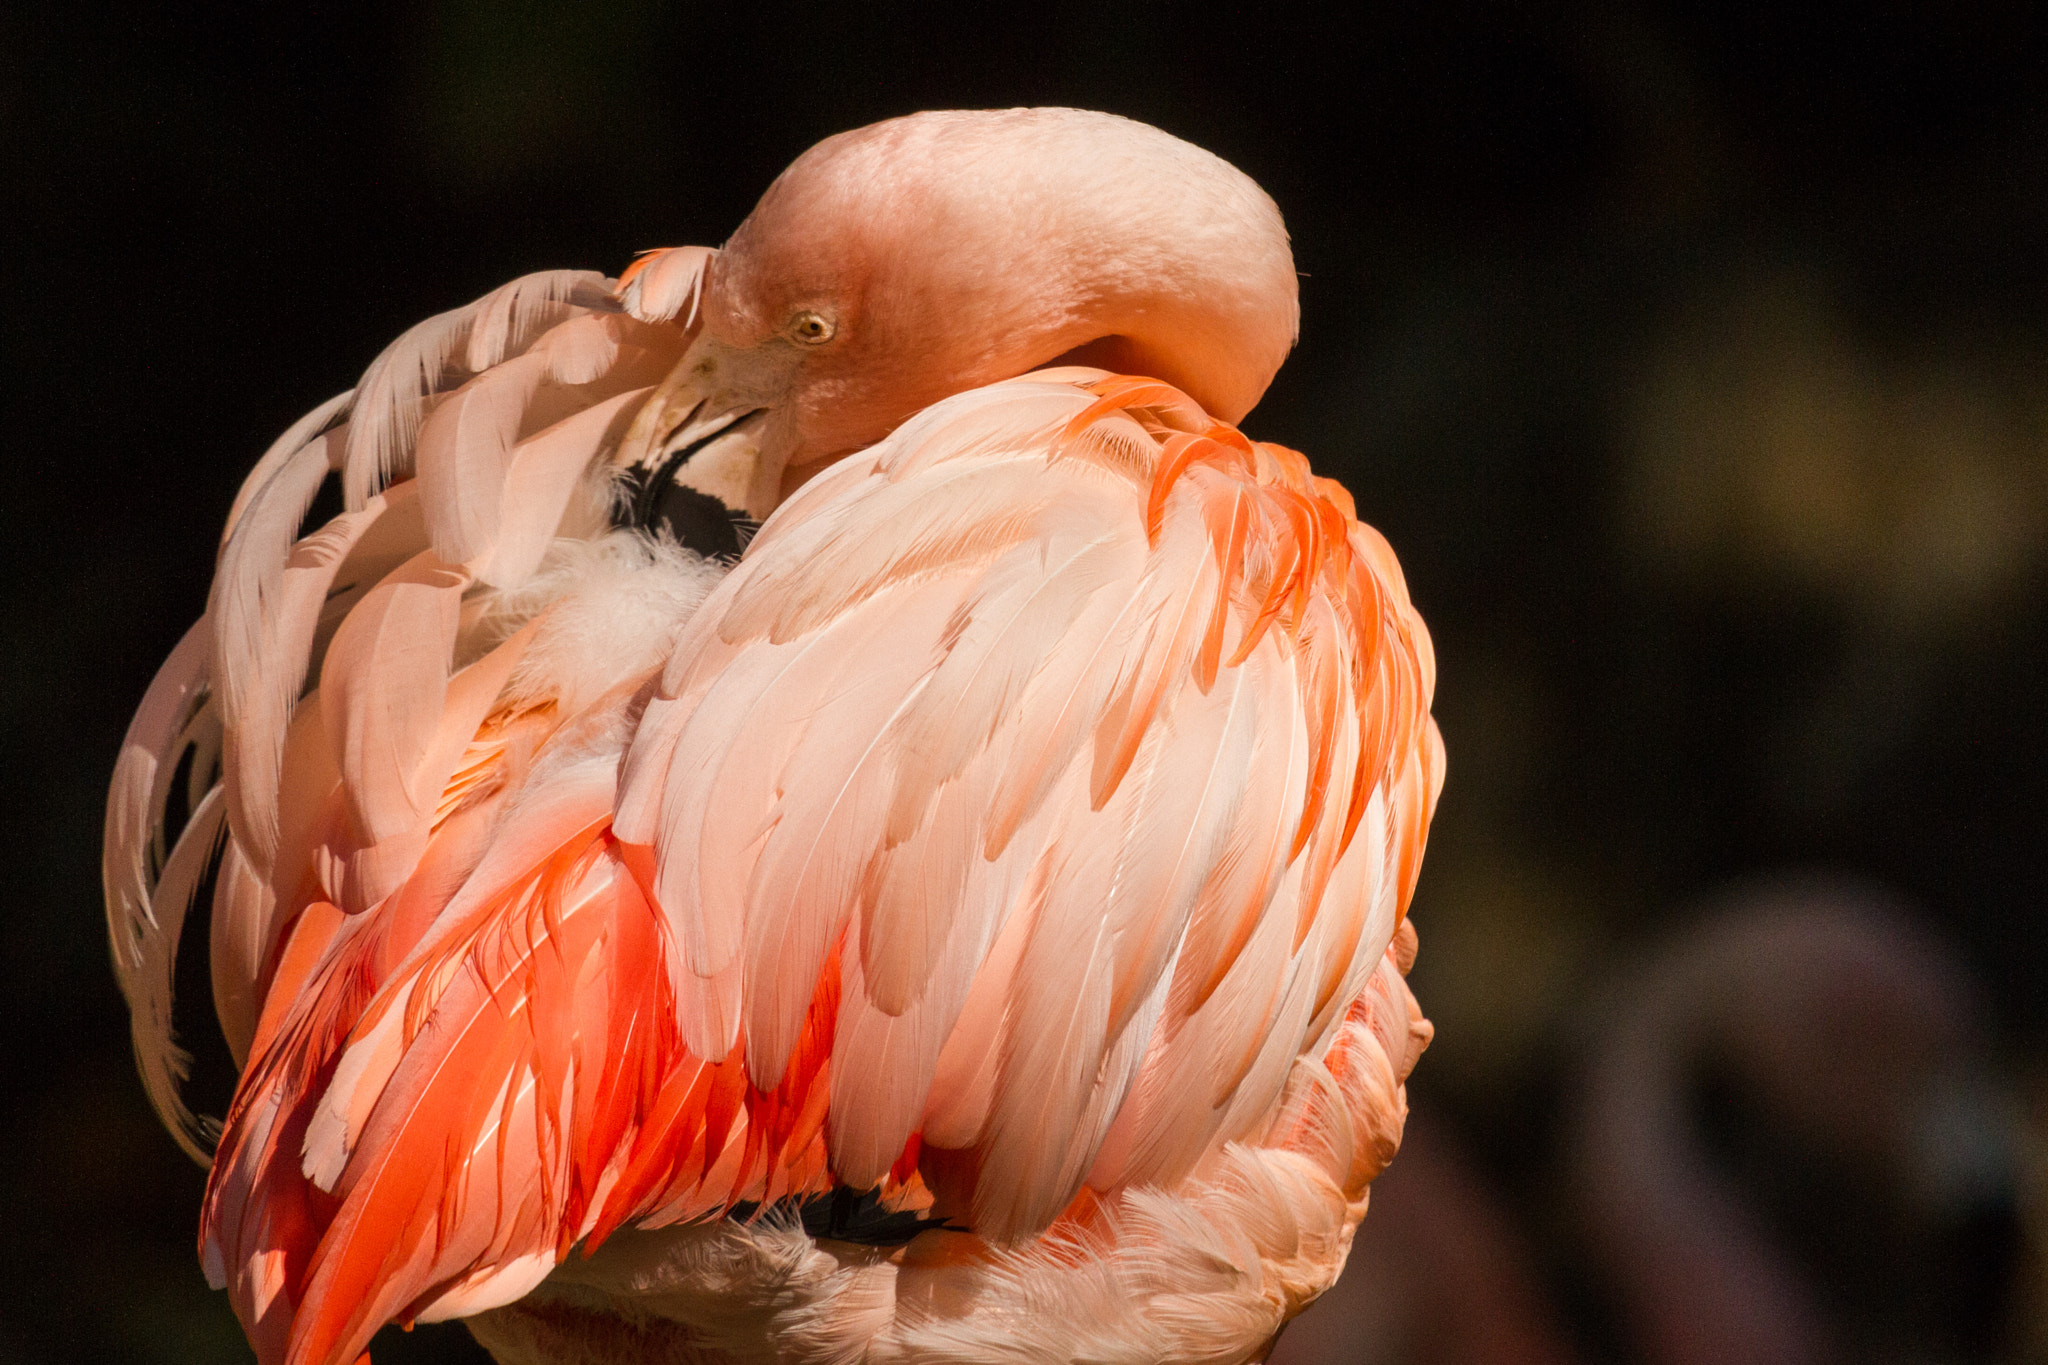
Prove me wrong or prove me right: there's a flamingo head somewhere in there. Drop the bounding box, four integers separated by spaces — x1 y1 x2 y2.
616 107 1299 522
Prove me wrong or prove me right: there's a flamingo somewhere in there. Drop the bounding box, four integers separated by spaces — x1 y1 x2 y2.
1570 880 2020 1364
104 108 1443 1365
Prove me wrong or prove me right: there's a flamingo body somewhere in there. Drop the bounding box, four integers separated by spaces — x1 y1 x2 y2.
105 109 1442 1365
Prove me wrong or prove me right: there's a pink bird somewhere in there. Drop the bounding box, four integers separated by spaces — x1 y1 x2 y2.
1570 883 2017 1365
104 108 1443 1365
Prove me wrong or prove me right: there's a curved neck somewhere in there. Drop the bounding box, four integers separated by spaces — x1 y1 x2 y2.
1573 956 1838 1365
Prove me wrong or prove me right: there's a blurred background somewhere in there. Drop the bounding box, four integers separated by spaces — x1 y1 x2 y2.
5 3 2047 1361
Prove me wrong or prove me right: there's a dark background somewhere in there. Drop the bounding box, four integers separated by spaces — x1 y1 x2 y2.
6 4 2047 1362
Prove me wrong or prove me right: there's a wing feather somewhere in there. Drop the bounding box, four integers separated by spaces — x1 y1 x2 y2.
222 391 353 545
211 836 276 1067
736 581 958 1085
106 618 212 997
482 385 650 587
414 312 680 583
620 371 1440 1245
828 737 1052 1182
131 786 229 1158
105 616 229 1159
213 458 418 874
860 527 1132 1012
316 551 469 909
617 245 714 325
626 600 919 1061
343 269 614 508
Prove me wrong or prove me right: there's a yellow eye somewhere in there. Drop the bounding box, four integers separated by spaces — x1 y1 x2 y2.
789 310 836 345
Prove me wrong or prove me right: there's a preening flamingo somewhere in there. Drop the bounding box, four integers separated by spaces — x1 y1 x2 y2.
104 108 1443 1365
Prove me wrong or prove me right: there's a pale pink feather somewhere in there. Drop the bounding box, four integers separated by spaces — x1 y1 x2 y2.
104 617 225 1158
481 385 650 586
617 245 714 326
209 837 275 1067
212 457 393 873
343 269 614 508
316 551 467 909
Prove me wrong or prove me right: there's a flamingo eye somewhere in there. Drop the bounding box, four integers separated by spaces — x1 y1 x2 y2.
788 310 836 345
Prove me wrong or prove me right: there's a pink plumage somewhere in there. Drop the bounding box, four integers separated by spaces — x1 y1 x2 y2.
105 108 1442 1365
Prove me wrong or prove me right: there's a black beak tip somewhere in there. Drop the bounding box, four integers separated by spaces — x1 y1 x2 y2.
616 470 750 559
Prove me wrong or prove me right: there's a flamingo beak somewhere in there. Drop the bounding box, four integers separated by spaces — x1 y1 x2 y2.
615 332 804 534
